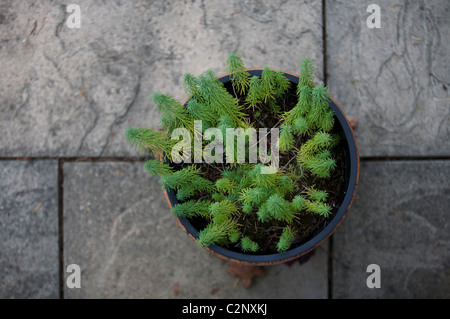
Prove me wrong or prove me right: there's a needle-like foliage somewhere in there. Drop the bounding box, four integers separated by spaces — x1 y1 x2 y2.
305 200 332 218
285 59 335 133
246 76 263 110
240 187 272 206
298 57 315 89
183 73 205 104
256 202 271 223
278 124 295 152
198 70 246 126
152 92 194 133
218 114 235 148
274 70 291 96
172 200 212 218
209 199 239 217
242 203 253 214
198 217 239 247
215 178 236 194
160 165 202 190
229 228 241 243
249 163 278 188
266 193 296 223
176 176 215 201
277 175 296 196
298 131 333 161
186 99 217 126
125 54 344 255
260 66 277 102
144 160 174 177
305 85 335 132
292 116 309 135
277 227 296 253
304 186 328 203
227 53 251 95
283 85 311 125
297 131 336 178
291 195 306 212
302 154 336 178
241 236 259 252
124 127 175 160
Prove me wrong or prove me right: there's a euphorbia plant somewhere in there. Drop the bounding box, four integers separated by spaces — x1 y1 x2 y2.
125 54 345 255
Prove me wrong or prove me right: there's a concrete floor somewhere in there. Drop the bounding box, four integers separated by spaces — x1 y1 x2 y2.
0 0 449 299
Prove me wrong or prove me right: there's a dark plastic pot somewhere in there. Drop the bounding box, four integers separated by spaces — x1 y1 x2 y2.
162 68 359 266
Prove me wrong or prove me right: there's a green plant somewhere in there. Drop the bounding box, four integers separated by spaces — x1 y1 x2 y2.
227 53 251 95
277 227 296 253
125 54 343 254
241 236 259 252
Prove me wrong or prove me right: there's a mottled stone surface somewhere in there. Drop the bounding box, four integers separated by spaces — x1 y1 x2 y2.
63 162 328 298
326 0 450 156
2 0 450 300
0 0 323 157
333 161 450 298
0 161 59 299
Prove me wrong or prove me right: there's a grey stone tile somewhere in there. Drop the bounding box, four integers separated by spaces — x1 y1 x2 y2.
333 161 450 298
326 0 450 156
0 161 59 299
63 162 328 298
0 0 324 157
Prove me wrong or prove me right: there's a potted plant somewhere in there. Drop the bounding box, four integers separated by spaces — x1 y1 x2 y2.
125 54 359 268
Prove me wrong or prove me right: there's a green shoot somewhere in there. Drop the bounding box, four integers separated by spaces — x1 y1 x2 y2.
240 187 271 206
172 200 212 218
229 229 241 243
249 163 278 188
277 227 296 253
246 76 263 110
292 117 309 135
227 53 251 95
187 99 218 126
152 92 194 133
278 124 295 152
198 70 246 126
241 236 259 252
215 178 236 194
160 165 202 190
183 73 204 103
198 218 239 247
124 127 175 160
209 199 239 218
304 186 328 202
292 195 306 211
274 70 291 96
277 175 296 196
305 200 332 218
144 160 173 177
298 58 315 89
260 66 277 102
266 193 295 223
257 202 270 222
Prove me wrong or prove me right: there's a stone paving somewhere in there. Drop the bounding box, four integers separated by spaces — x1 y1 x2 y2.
0 0 449 299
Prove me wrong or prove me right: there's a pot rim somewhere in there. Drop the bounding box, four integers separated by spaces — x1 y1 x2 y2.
162 68 360 266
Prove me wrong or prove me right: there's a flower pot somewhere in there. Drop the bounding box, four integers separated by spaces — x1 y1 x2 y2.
162 68 359 266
